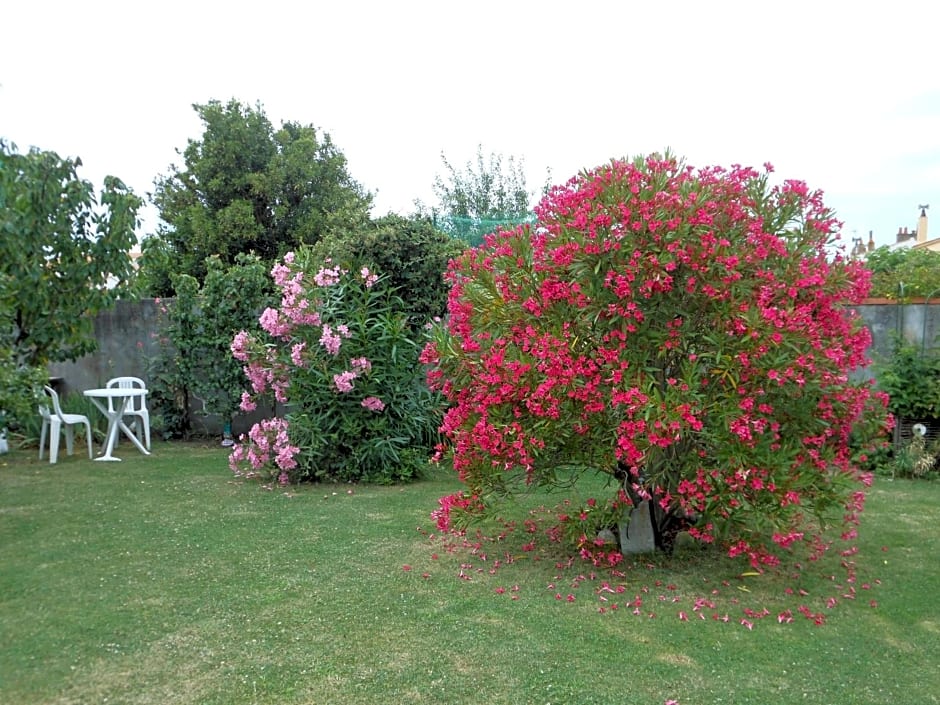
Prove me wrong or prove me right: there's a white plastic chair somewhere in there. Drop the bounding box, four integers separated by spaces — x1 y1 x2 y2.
39 386 93 464
105 376 150 451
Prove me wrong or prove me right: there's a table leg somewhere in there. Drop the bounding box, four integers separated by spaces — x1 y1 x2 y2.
85 393 151 460
95 411 122 462
117 419 150 455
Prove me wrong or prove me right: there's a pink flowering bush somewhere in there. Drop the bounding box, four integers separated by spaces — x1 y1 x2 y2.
421 153 891 566
230 250 442 484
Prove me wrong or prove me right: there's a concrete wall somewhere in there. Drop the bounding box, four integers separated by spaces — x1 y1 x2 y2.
49 299 161 393
855 299 940 370
47 299 260 437
48 298 940 436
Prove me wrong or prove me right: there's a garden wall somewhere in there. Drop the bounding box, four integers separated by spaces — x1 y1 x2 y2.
48 298 940 435
46 299 264 437
49 299 161 393
854 298 940 373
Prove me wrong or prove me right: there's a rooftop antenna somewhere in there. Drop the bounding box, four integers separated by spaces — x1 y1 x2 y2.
919 204 930 212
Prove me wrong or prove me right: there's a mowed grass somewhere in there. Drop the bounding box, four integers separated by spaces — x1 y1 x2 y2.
1 442 938 705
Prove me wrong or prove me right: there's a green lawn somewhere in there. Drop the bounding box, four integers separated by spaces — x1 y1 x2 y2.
1 442 938 705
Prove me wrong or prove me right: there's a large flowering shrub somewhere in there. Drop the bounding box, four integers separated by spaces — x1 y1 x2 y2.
230 250 442 484
421 153 891 566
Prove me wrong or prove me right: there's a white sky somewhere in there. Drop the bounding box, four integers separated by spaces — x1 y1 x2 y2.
3 1 939 249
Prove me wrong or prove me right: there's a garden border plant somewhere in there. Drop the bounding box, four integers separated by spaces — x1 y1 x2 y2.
866 336 940 478
230 249 443 484
0 347 46 449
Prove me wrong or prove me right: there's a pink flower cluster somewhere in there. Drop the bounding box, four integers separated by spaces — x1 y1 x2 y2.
313 265 344 287
361 396 386 412
360 266 379 288
319 323 351 356
231 330 252 362
239 346 291 404
229 417 299 482
290 342 307 367
333 370 357 393
229 251 394 484
332 356 374 394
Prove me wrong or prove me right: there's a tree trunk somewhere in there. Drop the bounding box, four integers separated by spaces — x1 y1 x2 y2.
616 462 691 554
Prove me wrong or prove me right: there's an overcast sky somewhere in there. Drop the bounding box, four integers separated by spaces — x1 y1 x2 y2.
3 1 939 249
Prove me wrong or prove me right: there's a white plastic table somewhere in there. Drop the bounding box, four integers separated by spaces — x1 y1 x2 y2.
83 387 151 461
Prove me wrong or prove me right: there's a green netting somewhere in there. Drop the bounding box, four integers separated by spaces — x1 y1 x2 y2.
433 214 535 247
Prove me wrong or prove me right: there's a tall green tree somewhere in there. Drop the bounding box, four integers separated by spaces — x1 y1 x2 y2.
141 99 372 296
417 145 548 246
308 214 466 327
0 140 141 367
866 245 940 299
431 144 536 220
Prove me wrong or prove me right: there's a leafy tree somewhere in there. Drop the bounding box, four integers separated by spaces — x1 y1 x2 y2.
307 214 466 327
0 140 141 367
431 144 535 220
0 345 46 436
422 153 890 567
140 99 372 296
417 145 548 246
147 254 274 438
866 245 940 299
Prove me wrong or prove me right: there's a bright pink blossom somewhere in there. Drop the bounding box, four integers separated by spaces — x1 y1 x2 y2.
319 325 343 356
231 330 252 361
361 266 379 288
239 391 256 413
314 265 342 287
333 370 357 393
290 341 307 367
361 396 385 412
